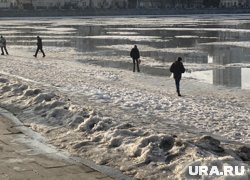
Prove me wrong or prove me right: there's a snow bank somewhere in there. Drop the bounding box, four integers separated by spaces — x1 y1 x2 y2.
0 76 249 179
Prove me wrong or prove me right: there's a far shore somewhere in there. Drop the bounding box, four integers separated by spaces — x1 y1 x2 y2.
1 8 250 17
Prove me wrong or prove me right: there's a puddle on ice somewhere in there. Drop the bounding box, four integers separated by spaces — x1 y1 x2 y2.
184 68 250 90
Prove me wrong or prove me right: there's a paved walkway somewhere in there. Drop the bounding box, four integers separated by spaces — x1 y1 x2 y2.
0 115 114 180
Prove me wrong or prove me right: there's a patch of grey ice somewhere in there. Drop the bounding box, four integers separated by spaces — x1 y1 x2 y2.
201 41 250 48
106 32 140 35
83 35 168 42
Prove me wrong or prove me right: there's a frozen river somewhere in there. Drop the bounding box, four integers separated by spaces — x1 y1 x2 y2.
1 15 250 90
1 15 250 179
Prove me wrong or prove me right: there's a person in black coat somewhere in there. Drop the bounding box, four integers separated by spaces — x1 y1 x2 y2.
170 57 185 96
130 45 140 72
0 35 8 55
34 36 45 58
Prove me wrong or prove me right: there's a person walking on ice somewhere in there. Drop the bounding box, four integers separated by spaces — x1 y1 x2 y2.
130 45 140 72
170 57 185 96
34 36 45 58
0 35 9 55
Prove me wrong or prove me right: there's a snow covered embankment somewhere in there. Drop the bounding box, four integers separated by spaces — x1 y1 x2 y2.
0 76 249 179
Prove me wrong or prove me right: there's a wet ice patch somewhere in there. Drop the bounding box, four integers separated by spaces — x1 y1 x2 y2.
175 35 199 38
83 35 168 42
106 31 139 35
201 41 250 48
46 27 77 32
107 27 250 33
98 44 201 54
11 39 70 43
184 70 213 84
0 30 23 34
35 31 76 35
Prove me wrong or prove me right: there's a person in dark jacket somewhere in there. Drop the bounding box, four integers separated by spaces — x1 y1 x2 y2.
130 45 140 72
34 36 45 58
170 57 185 96
0 35 8 55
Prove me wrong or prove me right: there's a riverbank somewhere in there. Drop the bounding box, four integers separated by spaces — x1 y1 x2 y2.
1 8 250 17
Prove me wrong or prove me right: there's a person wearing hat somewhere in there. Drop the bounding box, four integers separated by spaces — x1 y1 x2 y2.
0 35 9 55
170 57 186 96
34 36 45 58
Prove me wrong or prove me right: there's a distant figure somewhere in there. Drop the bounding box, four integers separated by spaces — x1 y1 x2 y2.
170 57 185 96
0 35 9 55
130 45 140 72
34 36 45 58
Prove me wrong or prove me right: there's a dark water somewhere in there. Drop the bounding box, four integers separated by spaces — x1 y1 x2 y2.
1 16 250 90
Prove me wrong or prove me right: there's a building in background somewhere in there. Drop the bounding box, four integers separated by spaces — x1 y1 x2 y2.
22 0 32 9
220 0 247 8
31 0 128 9
3 0 250 10
0 0 12 9
190 0 203 8
32 0 61 9
127 0 137 8
135 0 203 9
32 0 90 9
238 0 247 7
63 0 90 9
11 0 33 9
247 0 250 7
137 0 161 8
89 0 128 9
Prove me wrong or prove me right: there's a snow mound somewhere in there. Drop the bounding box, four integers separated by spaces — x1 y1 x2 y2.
195 136 224 153
0 76 249 180
77 115 101 131
24 89 42 96
32 92 57 104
